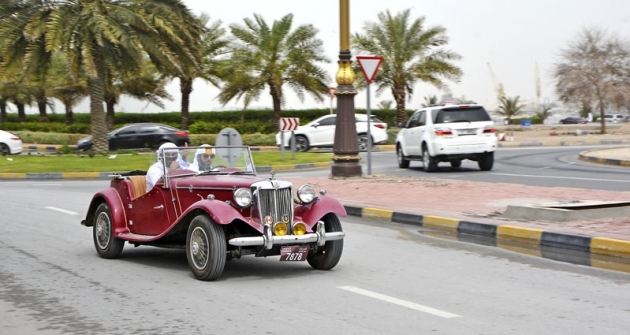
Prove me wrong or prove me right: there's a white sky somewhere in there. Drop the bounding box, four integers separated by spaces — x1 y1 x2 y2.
38 0 630 114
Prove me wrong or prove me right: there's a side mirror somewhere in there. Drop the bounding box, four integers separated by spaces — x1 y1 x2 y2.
312 122 320 128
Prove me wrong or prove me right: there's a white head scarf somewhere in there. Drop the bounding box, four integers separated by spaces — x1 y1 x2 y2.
191 144 214 172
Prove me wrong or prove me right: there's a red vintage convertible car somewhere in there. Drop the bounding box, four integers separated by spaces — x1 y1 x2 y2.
81 145 346 281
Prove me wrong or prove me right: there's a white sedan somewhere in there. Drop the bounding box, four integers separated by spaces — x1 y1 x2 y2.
275 114 389 152
0 129 23 155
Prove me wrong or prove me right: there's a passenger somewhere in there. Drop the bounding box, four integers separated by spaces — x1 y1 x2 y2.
190 144 215 172
146 142 184 192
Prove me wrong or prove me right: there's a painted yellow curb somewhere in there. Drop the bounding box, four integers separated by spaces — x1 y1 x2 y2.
423 215 459 232
497 225 543 242
590 237 630 257
0 173 26 179
590 253 630 273
362 208 393 222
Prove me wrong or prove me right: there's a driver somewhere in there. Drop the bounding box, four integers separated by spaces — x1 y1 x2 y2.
146 142 184 192
190 144 215 172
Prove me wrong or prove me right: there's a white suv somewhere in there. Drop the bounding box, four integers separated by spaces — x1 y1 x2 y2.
395 104 497 172
597 114 624 123
275 114 388 152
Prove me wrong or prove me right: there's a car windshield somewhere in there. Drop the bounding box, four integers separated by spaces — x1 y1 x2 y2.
433 106 491 124
150 145 256 178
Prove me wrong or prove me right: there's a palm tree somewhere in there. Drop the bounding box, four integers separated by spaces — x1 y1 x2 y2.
176 14 230 130
534 105 553 124
497 96 525 123
47 52 88 125
421 95 439 107
353 9 462 124
0 0 203 153
377 100 393 110
218 13 330 130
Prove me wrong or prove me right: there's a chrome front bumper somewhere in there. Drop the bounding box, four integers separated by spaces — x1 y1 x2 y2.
228 221 345 250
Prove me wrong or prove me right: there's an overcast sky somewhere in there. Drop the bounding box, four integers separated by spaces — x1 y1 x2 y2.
45 0 630 114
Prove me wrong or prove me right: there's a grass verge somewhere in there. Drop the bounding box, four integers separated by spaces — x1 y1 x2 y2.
0 152 332 173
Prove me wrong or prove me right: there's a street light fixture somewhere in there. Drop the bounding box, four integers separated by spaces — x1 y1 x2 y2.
331 0 362 177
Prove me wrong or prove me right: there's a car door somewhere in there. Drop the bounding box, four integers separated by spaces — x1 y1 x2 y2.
110 125 141 150
308 115 336 146
127 184 173 235
401 111 425 156
139 124 161 148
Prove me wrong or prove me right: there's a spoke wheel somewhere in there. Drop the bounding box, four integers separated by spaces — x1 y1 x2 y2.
186 214 226 281
358 134 372 151
307 214 344 271
294 136 310 152
93 203 124 259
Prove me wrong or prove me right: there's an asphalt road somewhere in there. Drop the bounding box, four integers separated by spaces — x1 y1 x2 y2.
278 145 630 192
1 180 629 334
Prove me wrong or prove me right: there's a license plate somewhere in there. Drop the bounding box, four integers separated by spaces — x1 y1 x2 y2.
280 246 309 261
458 129 477 135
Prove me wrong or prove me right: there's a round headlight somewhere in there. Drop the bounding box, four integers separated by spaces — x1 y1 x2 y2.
297 184 316 204
233 188 252 207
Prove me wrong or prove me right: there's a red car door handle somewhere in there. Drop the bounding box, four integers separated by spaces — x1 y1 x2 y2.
153 205 164 210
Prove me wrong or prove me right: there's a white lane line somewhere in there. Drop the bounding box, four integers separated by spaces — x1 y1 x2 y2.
45 206 78 216
491 172 630 183
338 286 461 319
32 183 63 186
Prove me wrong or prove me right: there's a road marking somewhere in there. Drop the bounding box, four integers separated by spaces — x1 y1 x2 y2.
491 172 630 183
338 286 461 319
32 183 63 186
45 206 78 216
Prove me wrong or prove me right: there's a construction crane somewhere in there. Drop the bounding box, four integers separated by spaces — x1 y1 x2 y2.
486 62 505 103
535 62 541 110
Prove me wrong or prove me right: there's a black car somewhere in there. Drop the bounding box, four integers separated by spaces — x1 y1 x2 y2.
559 116 587 124
77 123 190 151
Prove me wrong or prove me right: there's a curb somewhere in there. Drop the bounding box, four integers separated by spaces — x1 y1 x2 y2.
578 152 630 167
343 205 630 262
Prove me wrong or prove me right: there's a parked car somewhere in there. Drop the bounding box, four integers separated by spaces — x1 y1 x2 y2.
76 123 190 151
559 116 587 124
275 114 388 152
0 129 23 155
80 145 346 281
395 103 497 172
596 114 625 123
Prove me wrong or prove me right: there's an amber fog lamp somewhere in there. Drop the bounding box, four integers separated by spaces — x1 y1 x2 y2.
297 184 316 204
274 222 288 236
292 222 307 235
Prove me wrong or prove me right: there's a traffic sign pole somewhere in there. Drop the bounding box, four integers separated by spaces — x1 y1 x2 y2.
356 56 383 176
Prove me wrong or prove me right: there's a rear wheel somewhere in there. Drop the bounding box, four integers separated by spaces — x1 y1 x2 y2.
186 214 226 281
422 146 438 172
0 143 9 156
357 134 372 151
307 214 343 271
93 203 125 259
397 145 410 168
294 135 310 152
478 152 494 171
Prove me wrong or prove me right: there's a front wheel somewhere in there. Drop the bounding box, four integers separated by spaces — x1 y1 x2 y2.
93 203 125 259
478 152 494 171
186 214 226 281
307 214 344 271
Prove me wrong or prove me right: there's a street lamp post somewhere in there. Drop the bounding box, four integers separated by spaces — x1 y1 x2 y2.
331 0 362 177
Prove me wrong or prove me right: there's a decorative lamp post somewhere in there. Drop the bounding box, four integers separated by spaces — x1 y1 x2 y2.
331 0 362 177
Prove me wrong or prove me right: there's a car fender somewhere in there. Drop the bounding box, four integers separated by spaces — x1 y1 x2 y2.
177 199 248 225
296 195 347 227
83 188 129 236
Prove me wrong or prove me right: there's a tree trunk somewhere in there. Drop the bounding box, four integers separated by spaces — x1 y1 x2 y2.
393 86 406 124
17 102 26 122
88 45 109 154
599 106 606 134
37 96 48 122
180 77 193 130
105 93 116 131
0 99 7 122
64 100 74 125
270 86 282 132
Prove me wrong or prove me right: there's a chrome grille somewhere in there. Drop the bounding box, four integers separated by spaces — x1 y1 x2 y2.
256 186 293 225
